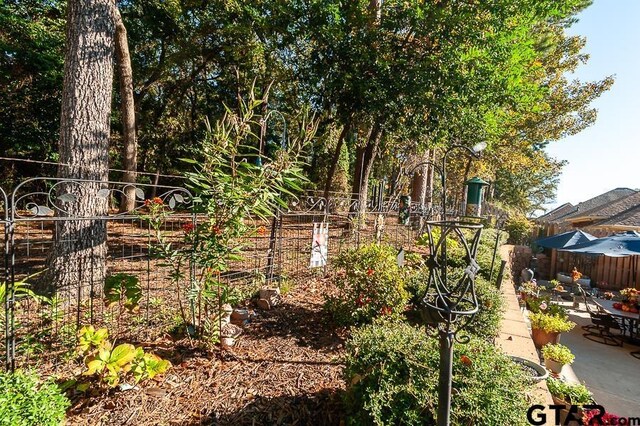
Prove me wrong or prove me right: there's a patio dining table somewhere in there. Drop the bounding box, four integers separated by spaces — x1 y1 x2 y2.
594 298 640 343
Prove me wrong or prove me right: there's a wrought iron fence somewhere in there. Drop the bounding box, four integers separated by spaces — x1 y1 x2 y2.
2 180 431 370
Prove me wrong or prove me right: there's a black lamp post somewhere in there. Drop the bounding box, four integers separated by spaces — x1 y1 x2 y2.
415 142 486 426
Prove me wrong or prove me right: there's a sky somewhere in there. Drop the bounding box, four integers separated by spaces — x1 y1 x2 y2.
543 0 640 210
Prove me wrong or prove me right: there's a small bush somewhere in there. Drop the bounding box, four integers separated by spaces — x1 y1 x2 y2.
0 370 70 426
406 271 504 341
344 320 531 426
467 276 505 340
504 214 532 245
542 344 575 365
326 244 409 326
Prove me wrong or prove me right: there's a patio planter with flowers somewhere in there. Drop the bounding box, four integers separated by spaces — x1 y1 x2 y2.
529 311 575 349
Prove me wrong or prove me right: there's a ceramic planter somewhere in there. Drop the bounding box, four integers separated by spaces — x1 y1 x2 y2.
544 358 565 374
532 328 560 349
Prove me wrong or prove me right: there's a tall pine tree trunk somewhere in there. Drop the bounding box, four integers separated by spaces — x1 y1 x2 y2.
114 7 137 212
323 122 351 201
44 0 115 298
350 122 382 220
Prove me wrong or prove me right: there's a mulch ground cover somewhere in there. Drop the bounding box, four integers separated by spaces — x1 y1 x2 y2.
65 273 348 426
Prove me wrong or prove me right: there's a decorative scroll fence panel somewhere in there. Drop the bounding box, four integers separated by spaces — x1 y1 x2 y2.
2 183 432 370
4 178 196 370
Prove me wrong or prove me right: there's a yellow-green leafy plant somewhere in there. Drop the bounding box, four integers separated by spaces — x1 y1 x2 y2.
529 312 575 333
542 343 575 365
103 273 142 312
76 326 171 388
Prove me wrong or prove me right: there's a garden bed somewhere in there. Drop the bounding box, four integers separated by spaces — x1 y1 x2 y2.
63 272 347 425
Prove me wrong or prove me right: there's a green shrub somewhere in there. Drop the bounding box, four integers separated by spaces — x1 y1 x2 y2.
542 344 575 365
529 312 575 333
504 214 532 245
466 276 505 340
344 320 531 426
0 370 70 426
326 244 409 326
406 271 504 341
546 377 592 405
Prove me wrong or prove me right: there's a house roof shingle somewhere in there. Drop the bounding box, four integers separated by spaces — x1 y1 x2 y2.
560 188 638 223
568 190 640 221
536 202 576 223
595 204 640 229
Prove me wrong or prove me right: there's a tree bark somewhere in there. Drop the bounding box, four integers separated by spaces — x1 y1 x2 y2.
323 122 351 201
44 0 115 298
351 122 382 219
114 7 137 212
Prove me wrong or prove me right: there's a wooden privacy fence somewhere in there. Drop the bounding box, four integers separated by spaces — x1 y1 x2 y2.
551 249 640 290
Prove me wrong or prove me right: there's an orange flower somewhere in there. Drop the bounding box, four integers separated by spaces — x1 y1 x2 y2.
152 197 163 205
460 355 472 367
212 225 222 236
257 226 267 236
380 306 392 316
144 199 151 206
366 269 374 276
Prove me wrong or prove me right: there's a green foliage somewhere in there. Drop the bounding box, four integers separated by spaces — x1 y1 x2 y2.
0 370 70 426
326 244 410 326
76 326 171 388
76 325 108 354
467 276 505 340
504 214 533 245
104 273 142 312
529 312 575 333
546 377 592 405
344 320 531 426
526 296 568 317
542 344 575 365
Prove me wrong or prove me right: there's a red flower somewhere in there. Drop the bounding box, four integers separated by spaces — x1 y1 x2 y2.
212 225 222 236
256 226 267 236
460 355 472 367
152 197 163 205
182 223 195 234
380 306 392 316
144 199 151 206
366 268 374 276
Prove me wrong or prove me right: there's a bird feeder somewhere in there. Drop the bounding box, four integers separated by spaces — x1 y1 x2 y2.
464 177 489 217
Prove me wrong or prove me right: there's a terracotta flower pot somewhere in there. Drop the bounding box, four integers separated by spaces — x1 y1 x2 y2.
532 328 560 349
544 358 565 374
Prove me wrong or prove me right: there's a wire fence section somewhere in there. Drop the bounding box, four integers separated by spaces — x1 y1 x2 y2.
2 180 428 370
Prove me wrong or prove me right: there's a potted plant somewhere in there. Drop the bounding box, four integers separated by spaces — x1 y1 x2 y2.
529 312 575 349
547 377 593 423
518 280 539 302
542 343 575 374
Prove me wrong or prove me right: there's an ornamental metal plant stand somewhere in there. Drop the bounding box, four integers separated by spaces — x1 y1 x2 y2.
418 219 483 426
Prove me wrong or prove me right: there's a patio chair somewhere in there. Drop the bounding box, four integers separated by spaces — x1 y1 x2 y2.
576 286 625 347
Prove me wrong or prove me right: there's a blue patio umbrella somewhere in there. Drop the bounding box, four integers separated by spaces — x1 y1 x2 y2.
535 230 596 249
559 231 640 257
560 231 640 286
